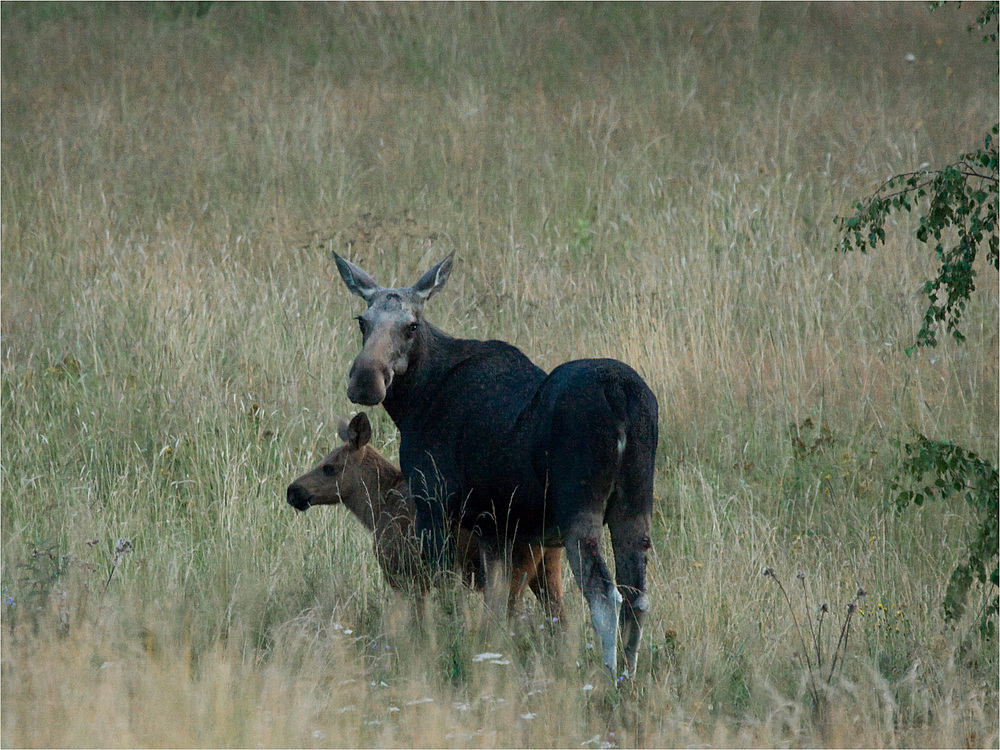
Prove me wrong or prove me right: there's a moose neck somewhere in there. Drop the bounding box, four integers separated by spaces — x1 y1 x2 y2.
381 320 462 426
341 449 410 531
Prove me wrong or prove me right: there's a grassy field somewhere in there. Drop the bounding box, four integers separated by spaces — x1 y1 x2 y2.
2 3 997 747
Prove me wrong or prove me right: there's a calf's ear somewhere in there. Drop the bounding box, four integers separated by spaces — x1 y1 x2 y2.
347 412 372 450
410 251 455 304
334 252 381 304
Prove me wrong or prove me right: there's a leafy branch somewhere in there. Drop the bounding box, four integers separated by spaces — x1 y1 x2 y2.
836 126 998 351
892 436 998 636
968 0 999 45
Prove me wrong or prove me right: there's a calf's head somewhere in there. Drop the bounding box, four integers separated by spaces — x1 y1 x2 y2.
333 251 454 406
286 412 375 513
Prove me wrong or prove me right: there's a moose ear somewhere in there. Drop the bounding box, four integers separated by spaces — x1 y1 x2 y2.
410 251 455 304
346 412 372 450
334 252 381 304
336 418 352 444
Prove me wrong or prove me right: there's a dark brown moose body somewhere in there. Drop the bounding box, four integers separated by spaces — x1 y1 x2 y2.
333 252 659 677
286 413 565 621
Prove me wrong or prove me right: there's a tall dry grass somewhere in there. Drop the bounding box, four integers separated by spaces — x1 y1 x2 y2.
2 3 997 747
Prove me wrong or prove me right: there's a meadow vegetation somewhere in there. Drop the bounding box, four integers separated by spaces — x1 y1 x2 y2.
2 3 997 747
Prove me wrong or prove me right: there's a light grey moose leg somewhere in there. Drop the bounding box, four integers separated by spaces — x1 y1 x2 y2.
609 512 652 677
563 522 622 674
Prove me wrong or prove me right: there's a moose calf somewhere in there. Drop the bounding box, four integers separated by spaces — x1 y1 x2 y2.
287 413 565 621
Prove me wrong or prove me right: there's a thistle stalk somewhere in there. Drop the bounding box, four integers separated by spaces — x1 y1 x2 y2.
828 587 865 685
105 539 133 592
763 567 819 704
797 571 822 669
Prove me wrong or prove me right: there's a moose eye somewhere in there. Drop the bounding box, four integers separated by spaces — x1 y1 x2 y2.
406 321 419 336
322 464 337 477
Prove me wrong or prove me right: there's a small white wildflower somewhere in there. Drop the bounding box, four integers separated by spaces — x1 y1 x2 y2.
472 652 504 662
581 684 595 692
521 712 536 720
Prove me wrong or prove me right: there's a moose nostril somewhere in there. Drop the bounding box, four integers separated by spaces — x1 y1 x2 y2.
286 484 312 511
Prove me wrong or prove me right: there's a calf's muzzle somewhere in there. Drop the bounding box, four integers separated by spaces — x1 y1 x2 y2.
286 483 314 512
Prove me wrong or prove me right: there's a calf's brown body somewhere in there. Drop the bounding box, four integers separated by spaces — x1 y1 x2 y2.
287 413 564 621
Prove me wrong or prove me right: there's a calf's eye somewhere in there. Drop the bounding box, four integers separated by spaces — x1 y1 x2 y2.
322 464 336 477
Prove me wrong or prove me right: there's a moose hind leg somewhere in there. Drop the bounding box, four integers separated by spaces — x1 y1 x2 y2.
564 521 622 674
609 512 652 677
547 391 626 673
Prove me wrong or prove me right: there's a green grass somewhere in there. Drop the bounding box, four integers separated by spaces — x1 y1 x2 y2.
2 3 997 747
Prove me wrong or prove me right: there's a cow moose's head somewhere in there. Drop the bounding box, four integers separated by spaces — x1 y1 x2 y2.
333 252 454 406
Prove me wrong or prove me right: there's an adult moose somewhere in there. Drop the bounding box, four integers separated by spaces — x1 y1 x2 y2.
333 251 658 677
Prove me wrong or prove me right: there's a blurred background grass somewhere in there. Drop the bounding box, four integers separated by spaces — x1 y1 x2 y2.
2 2 997 747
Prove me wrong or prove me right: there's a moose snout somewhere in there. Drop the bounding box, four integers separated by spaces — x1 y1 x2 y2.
347 362 392 406
286 483 313 512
